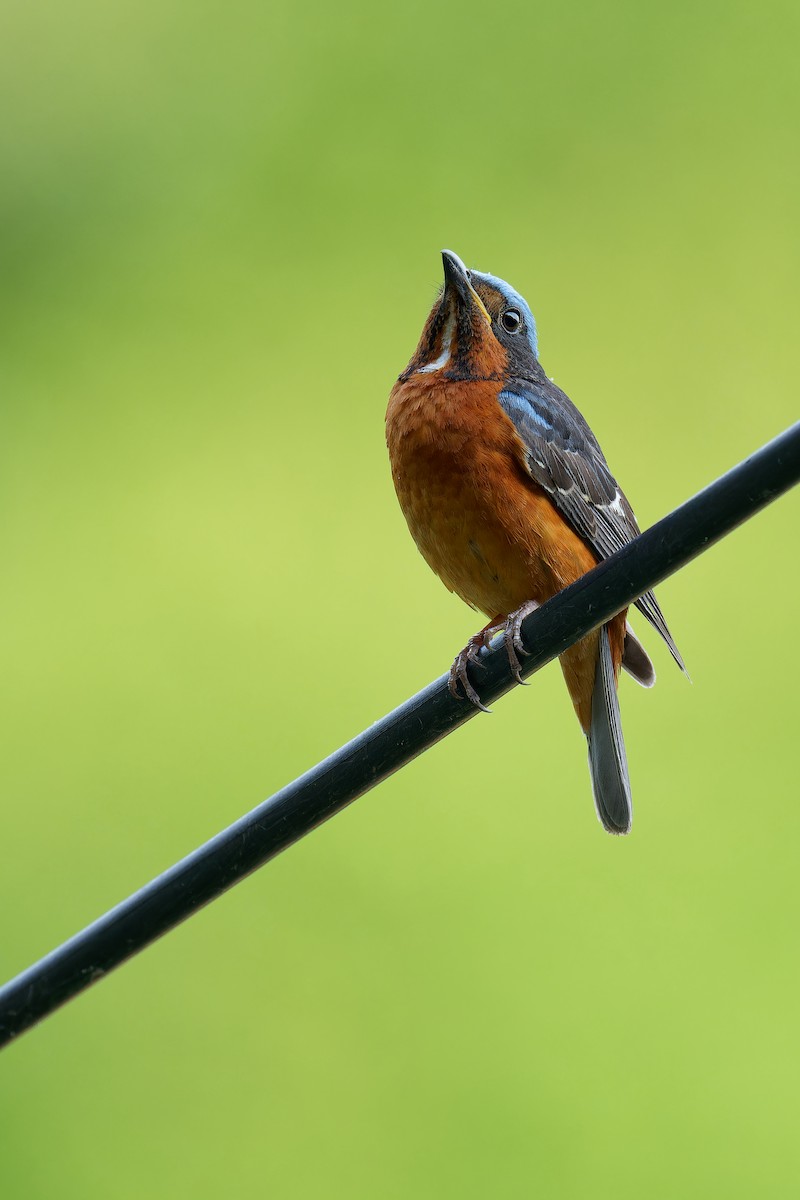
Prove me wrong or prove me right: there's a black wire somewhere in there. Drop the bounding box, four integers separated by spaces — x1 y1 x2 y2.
1 422 799 1049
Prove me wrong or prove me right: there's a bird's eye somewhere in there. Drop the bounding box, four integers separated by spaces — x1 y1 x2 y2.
500 308 523 333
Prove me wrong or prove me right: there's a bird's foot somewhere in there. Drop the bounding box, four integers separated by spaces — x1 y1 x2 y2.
503 600 540 684
449 625 502 713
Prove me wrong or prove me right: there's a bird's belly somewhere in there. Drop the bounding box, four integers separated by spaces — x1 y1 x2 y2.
395 449 595 620
412 499 532 617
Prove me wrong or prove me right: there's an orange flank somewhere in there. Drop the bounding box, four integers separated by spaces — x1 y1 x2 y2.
386 371 626 731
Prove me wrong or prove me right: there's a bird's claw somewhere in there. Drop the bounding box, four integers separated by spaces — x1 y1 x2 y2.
503 600 539 685
449 634 492 713
450 605 538 709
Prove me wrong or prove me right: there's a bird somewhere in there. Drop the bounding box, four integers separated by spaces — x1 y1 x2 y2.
385 249 686 835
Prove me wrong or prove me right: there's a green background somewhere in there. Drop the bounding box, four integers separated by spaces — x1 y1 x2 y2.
2 1 798 1195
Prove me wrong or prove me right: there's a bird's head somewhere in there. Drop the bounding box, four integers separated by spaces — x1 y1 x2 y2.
402 250 540 382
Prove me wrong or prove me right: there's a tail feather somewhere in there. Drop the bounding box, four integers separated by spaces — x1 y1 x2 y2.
588 625 632 835
622 623 656 688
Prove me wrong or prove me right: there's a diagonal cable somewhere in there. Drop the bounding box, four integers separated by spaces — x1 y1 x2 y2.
1 421 798 1049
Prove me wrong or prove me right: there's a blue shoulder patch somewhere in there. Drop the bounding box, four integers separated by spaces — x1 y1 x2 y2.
499 388 553 435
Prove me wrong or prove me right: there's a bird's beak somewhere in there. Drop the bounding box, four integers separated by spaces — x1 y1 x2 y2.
441 249 492 326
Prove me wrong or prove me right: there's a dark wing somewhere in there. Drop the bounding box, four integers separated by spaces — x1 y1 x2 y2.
499 377 686 673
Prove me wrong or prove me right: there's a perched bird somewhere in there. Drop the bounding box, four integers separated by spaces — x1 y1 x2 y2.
385 250 685 835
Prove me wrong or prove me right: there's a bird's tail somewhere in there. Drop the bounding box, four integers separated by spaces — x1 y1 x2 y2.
587 624 632 835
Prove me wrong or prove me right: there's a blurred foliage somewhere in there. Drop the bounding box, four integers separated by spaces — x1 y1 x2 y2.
1 0 799 1196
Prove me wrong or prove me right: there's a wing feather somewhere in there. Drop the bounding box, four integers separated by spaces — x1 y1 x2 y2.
498 377 686 673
